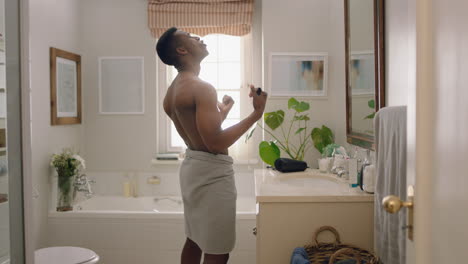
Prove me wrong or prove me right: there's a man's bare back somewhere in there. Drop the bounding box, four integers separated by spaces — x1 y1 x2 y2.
163 71 267 156
163 72 228 154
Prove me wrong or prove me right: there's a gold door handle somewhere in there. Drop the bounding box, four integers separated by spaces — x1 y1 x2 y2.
382 185 415 241
0 193 7 204
382 195 413 214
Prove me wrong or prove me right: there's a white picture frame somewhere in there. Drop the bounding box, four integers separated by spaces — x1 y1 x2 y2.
349 50 375 95
98 57 145 115
269 52 328 98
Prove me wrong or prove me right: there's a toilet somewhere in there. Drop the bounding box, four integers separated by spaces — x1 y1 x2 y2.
35 247 99 264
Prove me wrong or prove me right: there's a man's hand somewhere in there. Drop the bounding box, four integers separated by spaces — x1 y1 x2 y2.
195 82 268 154
222 95 234 105
248 84 267 118
218 95 235 121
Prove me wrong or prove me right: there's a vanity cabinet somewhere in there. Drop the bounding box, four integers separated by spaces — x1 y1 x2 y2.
254 169 374 264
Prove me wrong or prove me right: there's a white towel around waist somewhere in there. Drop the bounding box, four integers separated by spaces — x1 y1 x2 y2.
179 149 237 254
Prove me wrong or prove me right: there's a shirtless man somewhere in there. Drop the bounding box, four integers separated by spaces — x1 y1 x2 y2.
156 27 267 264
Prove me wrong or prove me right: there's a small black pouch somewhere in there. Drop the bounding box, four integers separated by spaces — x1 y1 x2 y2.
274 158 308 173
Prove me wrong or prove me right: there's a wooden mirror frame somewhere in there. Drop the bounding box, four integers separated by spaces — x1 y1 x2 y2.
344 0 385 149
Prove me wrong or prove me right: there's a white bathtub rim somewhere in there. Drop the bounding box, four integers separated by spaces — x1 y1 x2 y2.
0 254 9 264
48 210 256 220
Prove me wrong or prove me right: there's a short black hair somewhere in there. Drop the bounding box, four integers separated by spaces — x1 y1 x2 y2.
156 27 180 66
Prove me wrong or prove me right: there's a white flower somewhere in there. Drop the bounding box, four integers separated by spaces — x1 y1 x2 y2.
73 154 86 170
50 154 57 167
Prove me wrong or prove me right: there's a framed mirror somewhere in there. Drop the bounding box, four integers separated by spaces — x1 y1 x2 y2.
344 0 385 149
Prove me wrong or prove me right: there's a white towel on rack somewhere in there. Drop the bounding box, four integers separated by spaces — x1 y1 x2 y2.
374 106 407 264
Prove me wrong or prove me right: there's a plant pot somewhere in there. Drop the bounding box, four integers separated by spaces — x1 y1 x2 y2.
57 175 75 212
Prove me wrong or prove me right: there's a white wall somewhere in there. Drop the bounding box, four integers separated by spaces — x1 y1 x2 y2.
349 0 374 51
386 0 411 106
0 0 7 259
0 1 4 130
29 0 83 248
262 0 346 166
81 0 347 171
24 0 415 252
348 0 374 136
0 0 3 35
81 0 158 172
80 0 265 172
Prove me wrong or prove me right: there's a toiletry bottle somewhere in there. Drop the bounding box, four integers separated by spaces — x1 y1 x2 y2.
348 158 358 187
354 148 363 187
359 150 371 191
131 172 138 198
123 173 132 197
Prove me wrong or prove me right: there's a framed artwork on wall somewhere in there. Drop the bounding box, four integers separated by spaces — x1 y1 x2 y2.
50 47 82 125
350 51 375 95
98 57 145 115
269 52 328 97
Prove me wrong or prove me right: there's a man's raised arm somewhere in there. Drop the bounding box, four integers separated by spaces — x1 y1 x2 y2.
195 83 267 154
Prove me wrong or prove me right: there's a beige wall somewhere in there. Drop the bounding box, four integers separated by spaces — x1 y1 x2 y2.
0 0 4 130
386 0 411 106
349 0 374 52
29 0 83 248
81 0 158 171
80 0 351 171
26 0 414 249
348 0 375 137
262 0 347 166
81 0 264 171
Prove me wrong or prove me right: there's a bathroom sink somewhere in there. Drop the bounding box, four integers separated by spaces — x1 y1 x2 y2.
255 169 372 202
280 175 340 189
260 169 346 195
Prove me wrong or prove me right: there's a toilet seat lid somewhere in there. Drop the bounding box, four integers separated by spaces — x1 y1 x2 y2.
35 247 99 264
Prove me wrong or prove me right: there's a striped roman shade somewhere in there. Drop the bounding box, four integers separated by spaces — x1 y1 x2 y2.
148 0 254 38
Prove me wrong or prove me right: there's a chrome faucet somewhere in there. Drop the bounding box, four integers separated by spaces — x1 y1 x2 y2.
74 173 95 198
336 169 348 179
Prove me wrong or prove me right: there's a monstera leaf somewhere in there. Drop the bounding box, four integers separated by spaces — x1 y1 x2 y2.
293 115 310 121
364 99 376 120
264 110 285 130
311 125 334 154
259 141 280 166
288 98 310 113
364 112 376 120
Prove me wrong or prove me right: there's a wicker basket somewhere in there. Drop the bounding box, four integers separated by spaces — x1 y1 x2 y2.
304 226 380 264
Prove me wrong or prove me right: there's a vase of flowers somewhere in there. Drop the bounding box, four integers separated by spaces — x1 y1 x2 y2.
50 148 85 211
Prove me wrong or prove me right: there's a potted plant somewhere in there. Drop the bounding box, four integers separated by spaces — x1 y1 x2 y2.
50 148 85 211
247 97 335 167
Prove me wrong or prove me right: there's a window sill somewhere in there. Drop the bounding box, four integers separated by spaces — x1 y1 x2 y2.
150 158 259 166
151 159 181 166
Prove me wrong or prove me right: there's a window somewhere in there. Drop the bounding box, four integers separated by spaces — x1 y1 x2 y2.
165 34 246 153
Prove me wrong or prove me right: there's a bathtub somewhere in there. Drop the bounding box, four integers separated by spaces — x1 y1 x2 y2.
0 255 9 264
48 170 257 264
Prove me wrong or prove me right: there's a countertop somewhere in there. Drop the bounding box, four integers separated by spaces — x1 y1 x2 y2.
254 169 374 203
